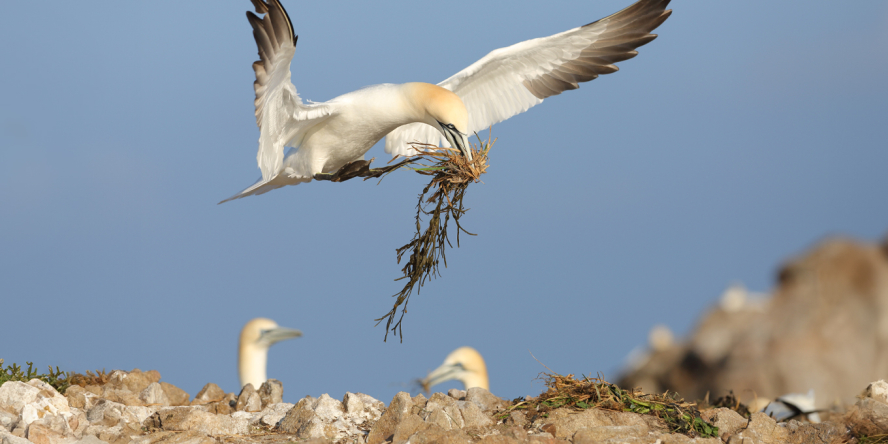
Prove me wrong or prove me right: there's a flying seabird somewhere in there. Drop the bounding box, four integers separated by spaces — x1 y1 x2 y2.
221 0 672 203
424 346 490 391
239 318 302 389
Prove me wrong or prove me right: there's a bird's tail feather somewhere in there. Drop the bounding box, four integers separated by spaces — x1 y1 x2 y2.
218 174 307 204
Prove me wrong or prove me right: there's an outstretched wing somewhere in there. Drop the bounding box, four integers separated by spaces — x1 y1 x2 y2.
385 0 671 156
248 0 333 181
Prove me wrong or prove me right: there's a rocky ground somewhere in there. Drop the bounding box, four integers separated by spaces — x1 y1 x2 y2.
3 367 888 444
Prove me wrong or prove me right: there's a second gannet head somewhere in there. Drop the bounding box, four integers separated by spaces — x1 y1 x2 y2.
238 317 302 389
424 346 489 391
407 83 472 161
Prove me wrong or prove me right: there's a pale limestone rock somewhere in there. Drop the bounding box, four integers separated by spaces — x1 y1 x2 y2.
277 394 345 439
448 389 467 400
0 412 12 430
278 392 385 443
0 382 41 414
783 420 850 444
25 422 68 444
71 436 107 444
700 407 748 440
847 397 888 436
422 393 465 431
29 413 74 438
466 387 506 413
130 430 216 444
412 393 428 409
0 430 31 444
457 400 493 428
572 426 649 444
540 407 662 440
257 379 283 408
149 406 250 436
66 411 88 439
726 412 789 444
139 382 171 407
506 410 527 427
86 399 127 427
342 392 385 424
864 380 888 405
252 402 294 428
100 387 142 407
235 384 262 413
64 386 99 411
94 424 125 444
391 414 429 444
160 383 189 406
367 392 415 444
403 425 472 444
191 383 225 406
123 406 158 427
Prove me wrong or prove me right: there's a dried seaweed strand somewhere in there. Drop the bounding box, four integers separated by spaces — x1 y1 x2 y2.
375 134 494 342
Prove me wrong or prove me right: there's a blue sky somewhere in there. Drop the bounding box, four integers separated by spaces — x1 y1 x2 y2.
1 1 887 403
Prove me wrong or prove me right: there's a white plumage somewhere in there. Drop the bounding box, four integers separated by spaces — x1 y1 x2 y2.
222 0 672 203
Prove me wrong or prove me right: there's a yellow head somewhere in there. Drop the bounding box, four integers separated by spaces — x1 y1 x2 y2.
408 83 472 161
424 346 489 391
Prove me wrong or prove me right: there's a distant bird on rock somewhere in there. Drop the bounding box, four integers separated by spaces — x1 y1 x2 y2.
221 0 672 202
239 318 302 388
423 347 489 392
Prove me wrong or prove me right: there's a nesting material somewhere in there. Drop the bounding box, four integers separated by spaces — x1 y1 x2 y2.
375 134 494 342
499 373 720 438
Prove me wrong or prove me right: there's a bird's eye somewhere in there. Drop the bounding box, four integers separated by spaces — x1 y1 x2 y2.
447 124 456 130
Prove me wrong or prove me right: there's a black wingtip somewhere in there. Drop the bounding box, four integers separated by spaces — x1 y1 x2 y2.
269 0 297 45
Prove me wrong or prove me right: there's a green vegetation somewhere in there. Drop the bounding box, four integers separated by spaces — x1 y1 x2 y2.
498 373 720 439
0 359 71 394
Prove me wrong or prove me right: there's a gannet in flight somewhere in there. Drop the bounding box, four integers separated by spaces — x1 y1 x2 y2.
239 318 302 388
424 346 489 391
221 0 672 203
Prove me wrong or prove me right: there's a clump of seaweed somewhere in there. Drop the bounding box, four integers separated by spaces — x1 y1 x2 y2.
0 359 71 394
375 134 493 341
312 132 494 341
498 373 719 438
67 369 111 387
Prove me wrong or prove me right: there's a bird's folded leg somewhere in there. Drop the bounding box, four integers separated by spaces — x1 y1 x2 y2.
313 157 415 182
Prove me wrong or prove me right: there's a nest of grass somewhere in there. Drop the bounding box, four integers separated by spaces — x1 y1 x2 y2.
498 373 720 438
375 134 494 341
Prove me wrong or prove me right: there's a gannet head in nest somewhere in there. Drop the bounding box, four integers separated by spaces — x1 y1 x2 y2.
424 346 489 391
238 317 302 389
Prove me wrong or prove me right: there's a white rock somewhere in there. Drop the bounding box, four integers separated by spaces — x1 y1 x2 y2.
139 382 171 407
0 412 15 430
0 382 41 414
0 431 31 444
342 392 384 424
87 400 126 426
253 402 294 428
864 380 888 405
313 394 345 422
231 411 253 421
122 406 158 426
71 436 107 444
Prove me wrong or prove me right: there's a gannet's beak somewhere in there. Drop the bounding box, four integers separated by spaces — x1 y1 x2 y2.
423 362 465 389
258 326 302 346
440 122 473 162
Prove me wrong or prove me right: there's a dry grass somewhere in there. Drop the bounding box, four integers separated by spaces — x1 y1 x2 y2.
375 134 494 342
498 373 720 438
